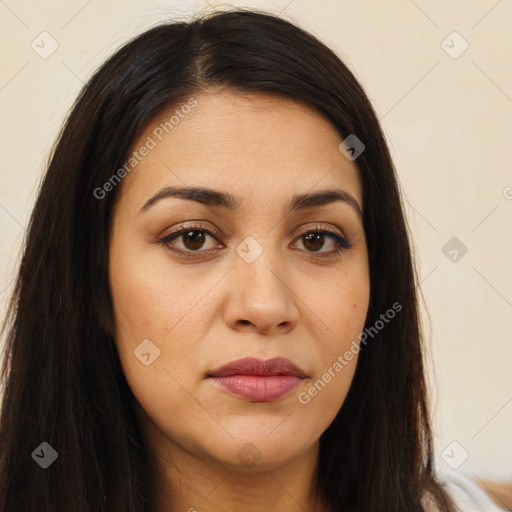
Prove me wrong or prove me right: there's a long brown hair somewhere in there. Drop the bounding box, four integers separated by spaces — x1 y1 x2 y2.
0 8 457 511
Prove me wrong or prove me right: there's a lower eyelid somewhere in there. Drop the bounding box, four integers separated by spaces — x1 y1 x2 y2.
294 232 351 252
162 234 350 260
161 229 219 248
163 229 345 243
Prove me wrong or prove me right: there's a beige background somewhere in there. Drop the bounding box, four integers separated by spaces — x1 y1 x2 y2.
1 0 511 481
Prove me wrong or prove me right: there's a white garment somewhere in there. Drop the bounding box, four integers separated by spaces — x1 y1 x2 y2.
440 470 508 511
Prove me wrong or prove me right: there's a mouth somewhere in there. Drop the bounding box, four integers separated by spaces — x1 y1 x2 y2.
206 357 308 402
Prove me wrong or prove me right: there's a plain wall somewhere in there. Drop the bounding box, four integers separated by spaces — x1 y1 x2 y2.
1 0 511 481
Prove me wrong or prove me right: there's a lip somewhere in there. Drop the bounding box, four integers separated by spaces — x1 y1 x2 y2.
207 357 307 402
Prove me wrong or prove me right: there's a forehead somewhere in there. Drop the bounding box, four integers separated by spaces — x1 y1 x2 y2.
118 91 363 212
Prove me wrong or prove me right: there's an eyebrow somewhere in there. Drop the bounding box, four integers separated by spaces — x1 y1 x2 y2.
139 185 362 218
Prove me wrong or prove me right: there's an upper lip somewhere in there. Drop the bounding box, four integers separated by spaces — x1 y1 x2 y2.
207 357 308 378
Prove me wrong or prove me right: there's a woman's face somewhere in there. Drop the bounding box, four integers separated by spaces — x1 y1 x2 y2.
109 91 370 472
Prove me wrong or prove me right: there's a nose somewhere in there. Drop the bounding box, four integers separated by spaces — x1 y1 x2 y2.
223 249 299 336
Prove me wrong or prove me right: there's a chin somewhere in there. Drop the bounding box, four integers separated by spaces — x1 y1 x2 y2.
204 426 319 473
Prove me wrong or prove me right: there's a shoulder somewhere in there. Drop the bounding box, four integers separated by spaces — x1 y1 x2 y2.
436 470 509 512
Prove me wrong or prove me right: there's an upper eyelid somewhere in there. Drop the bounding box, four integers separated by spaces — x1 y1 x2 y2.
158 224 352 260
164 221 346 240
161 221 222 239
161 223 347 248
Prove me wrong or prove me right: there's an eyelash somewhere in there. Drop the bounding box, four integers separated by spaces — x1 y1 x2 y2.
157 222 352 259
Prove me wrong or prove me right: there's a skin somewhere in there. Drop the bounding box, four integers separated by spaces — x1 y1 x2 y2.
109 91 370 512
478 481 512 511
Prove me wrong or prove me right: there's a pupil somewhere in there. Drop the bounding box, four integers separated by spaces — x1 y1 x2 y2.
183 230 205 250
304 232 324 252
180 231 326 252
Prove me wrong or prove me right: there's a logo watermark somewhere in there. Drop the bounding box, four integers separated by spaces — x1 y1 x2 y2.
298 301 402 404
93 97 198 200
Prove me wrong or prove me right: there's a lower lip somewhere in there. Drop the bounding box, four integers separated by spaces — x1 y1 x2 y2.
210 375 303 402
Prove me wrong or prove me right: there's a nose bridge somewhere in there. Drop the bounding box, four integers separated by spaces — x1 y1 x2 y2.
235 232 286 300
224 231 299 334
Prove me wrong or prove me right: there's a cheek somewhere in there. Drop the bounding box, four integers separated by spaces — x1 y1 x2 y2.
109 229 209 339
108 247 218 440
317 279 369 337
297 264 369 418
306 261 370 360
108 238 228 392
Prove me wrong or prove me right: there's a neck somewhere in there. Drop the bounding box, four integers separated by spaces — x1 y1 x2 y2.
146 430 329 512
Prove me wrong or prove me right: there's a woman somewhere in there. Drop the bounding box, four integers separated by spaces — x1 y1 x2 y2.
0 8 508 512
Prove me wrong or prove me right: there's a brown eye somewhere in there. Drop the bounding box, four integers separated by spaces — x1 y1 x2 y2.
292 229 352 257
158 226 222 254
181 230 207 251
302 232 325 252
